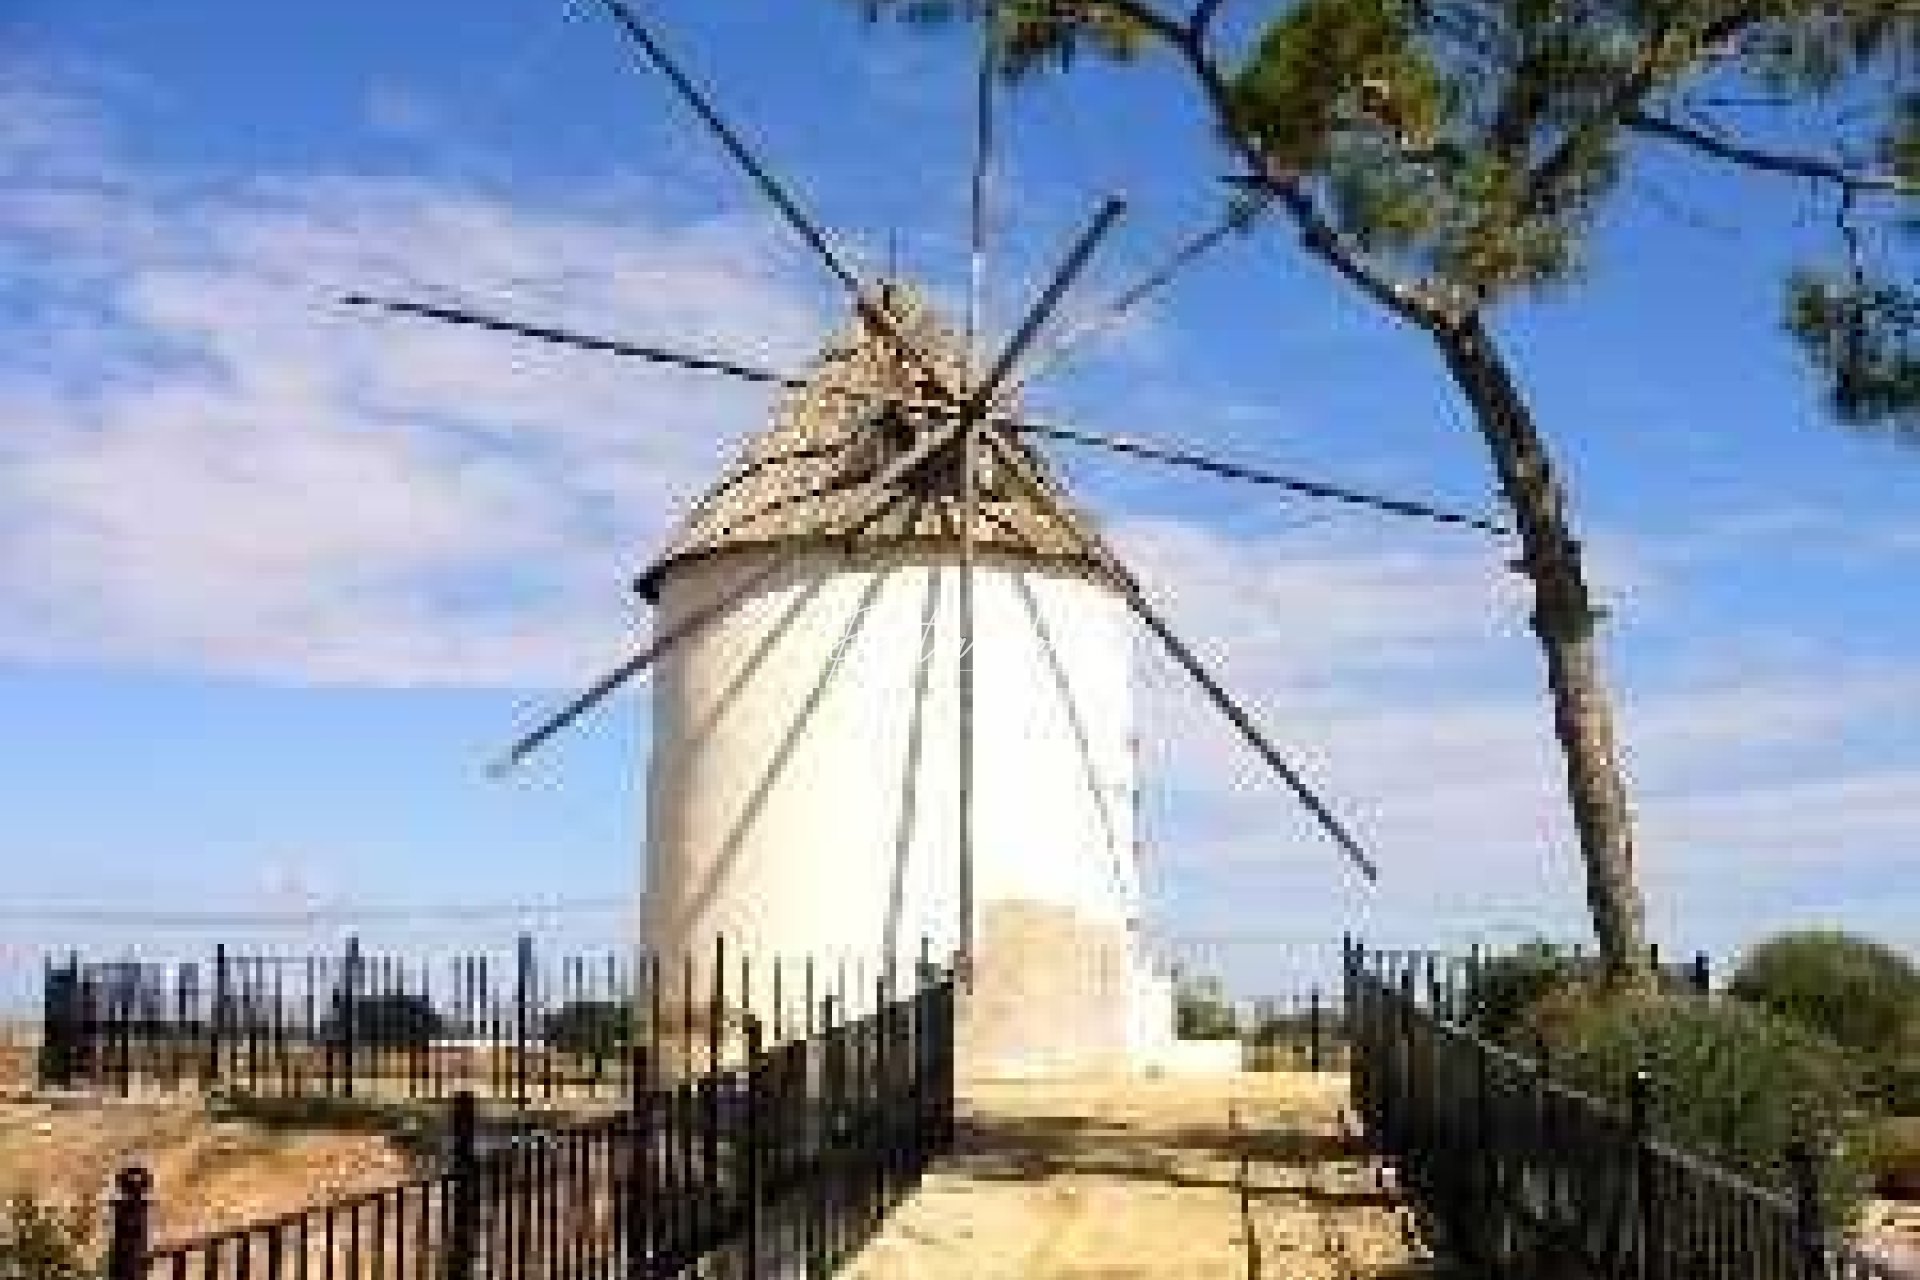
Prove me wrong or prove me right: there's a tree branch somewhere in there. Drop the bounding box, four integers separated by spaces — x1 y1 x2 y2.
1628 109 1918 195
1185 0 1227 44
1089 0 1450 329
1521 10 1684 215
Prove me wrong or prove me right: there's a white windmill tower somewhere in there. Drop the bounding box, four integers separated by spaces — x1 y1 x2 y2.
344 0 1503 1074
635 282 1151 1070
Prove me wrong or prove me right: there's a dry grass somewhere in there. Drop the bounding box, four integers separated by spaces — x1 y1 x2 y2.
0 1097 415 1250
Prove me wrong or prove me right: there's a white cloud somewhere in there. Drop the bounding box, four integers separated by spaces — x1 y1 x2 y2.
1114 516 1920 972
0 72 831 685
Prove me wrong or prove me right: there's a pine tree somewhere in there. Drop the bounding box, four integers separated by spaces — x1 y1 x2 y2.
853 0 1917 985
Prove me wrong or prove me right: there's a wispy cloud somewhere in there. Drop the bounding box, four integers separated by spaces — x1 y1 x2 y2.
0 71 830 685
1113 517 1920 965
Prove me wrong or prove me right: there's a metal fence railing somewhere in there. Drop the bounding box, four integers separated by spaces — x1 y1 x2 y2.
102 963 956 1280
1243 985 1348 1072
40 938 917 1103
1344 939 1909 1280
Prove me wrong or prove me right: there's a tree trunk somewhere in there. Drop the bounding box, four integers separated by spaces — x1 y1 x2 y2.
1435 314 1654 989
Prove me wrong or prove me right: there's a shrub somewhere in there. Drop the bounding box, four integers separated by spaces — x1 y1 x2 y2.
1729 930 1919 1054
1882 1052 1920 1117
0 1194 93 1280
1729 930 1920 1113
320 991 444 1050
1872 1116 1920 1199
1538 990 1878 1226
544 1000 635 1058
1464 940 1597 1043
1174 973 1240 1040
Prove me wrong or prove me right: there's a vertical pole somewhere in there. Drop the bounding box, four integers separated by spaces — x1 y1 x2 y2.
1689 952 1711 996
341 937 362 1099
446 1091 478 1280
1472 1033 1500 1273
819 995 840 1274
706 937 725 1251
106 1166 152 1280
957 418 978 992
37 954 76 1089
1630 1070 1662 1280
1308 987 1324 1073
874 972 891 1218
1396 967 1417 1162
514 934 533 1111
1466 942 1484 1026
634 953 659 1279
741 1015 764 1280
206 943 229 1092
1786 1137 1827 1280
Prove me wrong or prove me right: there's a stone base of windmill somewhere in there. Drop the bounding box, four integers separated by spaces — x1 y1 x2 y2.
956 900 1238 1079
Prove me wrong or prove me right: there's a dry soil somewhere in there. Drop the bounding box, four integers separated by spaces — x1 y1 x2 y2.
842 1071 1444 1280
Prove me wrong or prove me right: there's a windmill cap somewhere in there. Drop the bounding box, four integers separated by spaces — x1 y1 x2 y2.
633 281 1101 602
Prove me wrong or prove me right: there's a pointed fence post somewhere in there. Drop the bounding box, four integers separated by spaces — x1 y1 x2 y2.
1396 966 1418 1160
1630 1070 1663 1280
106 1166 152 1280
1471 1032 1501 1271
1689 952 1711 996
205 943 229 1091
513 934 533 1110
740 1014 765 1280
340 937 362 1098
1308 986 1325 1072
445 1091 479 1280
1786 1136 1828 1280
38 954 81 1089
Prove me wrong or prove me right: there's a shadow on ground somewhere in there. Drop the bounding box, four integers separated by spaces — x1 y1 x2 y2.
952 1110 1400 1208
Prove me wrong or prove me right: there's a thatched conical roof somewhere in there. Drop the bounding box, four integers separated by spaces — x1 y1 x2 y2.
635 282 1098 602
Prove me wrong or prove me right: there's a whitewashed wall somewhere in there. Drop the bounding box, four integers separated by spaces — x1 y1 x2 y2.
642 545 1147 1059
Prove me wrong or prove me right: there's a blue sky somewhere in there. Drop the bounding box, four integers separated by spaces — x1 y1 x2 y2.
1 0 1914 1000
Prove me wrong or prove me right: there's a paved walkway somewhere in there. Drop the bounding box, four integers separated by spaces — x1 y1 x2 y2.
844 1072 1446 1279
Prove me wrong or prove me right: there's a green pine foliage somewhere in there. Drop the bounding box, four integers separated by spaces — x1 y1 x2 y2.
1788 271 1920 435
850 0 1919 423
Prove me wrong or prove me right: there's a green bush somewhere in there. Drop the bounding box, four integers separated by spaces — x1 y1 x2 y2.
1872 1115 1920 1199
1728 930 1920 1113
0 1194 93 1280
1464 940 1598 1043
1881 1053 1920 1116
1174 973 1240 1040
1540 991 1878 1227
320 991 445 1050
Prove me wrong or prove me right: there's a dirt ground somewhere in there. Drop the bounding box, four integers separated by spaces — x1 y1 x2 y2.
0 1095 415 1250
844 1071 1444 1280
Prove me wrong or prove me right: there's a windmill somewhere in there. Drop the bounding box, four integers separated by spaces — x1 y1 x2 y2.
343 0 1504 1071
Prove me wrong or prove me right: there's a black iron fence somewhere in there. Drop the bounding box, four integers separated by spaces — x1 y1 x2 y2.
41 938 914 1103
104 964 956 1280
1344 939 1907 1280
1244 985 1346 1072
